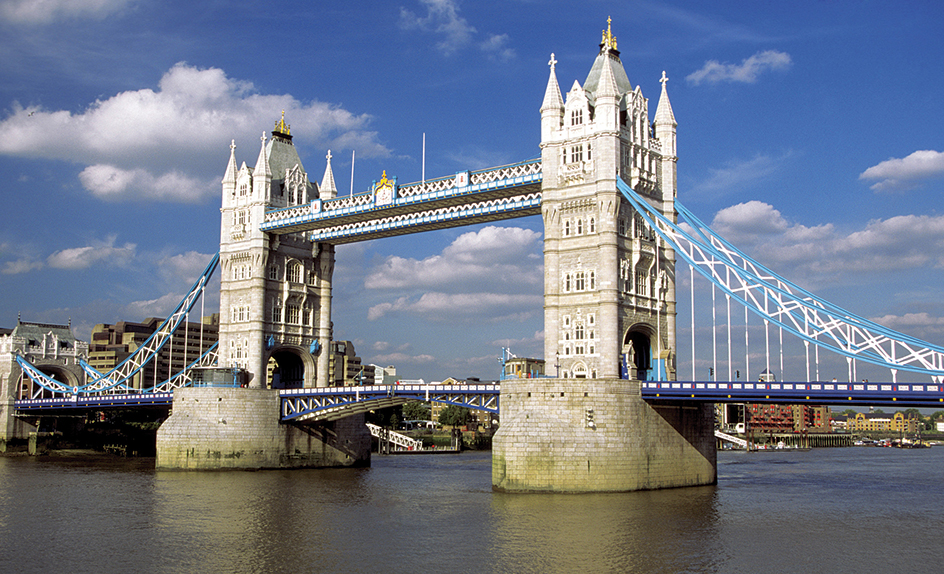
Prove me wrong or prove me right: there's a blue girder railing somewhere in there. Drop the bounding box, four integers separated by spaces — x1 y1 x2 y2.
641 380 944 407
280 384 500 423
15 393 176 411
260 159 542 243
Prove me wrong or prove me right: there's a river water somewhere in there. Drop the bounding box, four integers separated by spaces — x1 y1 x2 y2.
1 447 942 573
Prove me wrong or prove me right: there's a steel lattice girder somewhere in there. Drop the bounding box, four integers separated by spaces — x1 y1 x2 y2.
616 179 944 379
280 384 500 422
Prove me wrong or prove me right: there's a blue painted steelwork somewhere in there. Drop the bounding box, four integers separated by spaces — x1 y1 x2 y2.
15 253 221 396
280 384 499 423
616 178 944 383
260 159 542 243
641 380 944 407
14 392 175 412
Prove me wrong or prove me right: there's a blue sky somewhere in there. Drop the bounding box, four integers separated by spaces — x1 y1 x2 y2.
2 0 944 384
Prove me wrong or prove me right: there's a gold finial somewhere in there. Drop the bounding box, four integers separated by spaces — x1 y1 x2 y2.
379 170 388 186
602 16 617 51
274 109 291 135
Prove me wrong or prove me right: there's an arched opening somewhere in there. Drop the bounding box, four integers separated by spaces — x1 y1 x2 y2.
22 365 78 399
572 362 588 379
267 349 306 389
622 329 652 380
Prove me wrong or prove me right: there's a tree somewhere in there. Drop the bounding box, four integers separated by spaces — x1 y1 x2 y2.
841 409 858 418
402 401 431 422
438 405 470 427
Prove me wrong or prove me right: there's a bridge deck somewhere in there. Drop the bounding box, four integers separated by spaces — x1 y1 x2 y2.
642 380 944 407
260 160 542 243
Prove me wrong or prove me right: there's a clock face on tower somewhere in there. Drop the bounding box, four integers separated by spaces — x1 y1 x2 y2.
374 170 395 206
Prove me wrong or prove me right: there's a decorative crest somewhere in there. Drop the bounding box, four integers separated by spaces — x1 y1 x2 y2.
373 170 396 206
601 16 617 51
274 110 291 136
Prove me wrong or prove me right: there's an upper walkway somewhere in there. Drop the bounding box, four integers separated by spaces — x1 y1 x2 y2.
259 159 542 243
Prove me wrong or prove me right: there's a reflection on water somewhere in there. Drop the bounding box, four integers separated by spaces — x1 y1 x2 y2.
1 448 943 573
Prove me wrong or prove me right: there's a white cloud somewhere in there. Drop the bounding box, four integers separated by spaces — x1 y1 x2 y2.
366 225 542 290
0 62 391 202
158 251 215 284
690 152 791 197
2 257 43 275
709 202 944 290
481 33 515 62
368 292 541 321
122 291 186 320
399 0 514 59
687 50 792 85
0 0 132 24
78 165 214 203
46 235 136 270
870 312 944 339
859 150 944 192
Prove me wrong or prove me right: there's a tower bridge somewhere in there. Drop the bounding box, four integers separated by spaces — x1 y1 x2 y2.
6 22 944 490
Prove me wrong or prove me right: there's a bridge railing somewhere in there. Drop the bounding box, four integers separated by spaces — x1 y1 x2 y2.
280 383 500 422
642 380 944 406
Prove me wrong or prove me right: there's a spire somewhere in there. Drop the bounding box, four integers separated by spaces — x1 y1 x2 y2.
254 132 270 178
655 71 677 127
274 109 291 136
320 149 337 198
597 48 620 99
600 16 618 53
541 53 564 113
222 139 237 185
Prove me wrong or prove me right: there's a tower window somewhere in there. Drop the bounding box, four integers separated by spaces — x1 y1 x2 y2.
576 219 583 235
589 217 595 233
571 109 583 126
287 262 302 283
564 220 570 237
570 144 583 163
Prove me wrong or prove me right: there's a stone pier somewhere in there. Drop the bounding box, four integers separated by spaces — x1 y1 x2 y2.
156 387 371 470
492 378 716 492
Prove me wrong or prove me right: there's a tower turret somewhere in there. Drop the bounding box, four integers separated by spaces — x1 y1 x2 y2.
541 54 565 142
320 150 338 199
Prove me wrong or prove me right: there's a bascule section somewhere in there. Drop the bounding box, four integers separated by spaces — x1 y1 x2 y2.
218 114 335 390
538 22 678 383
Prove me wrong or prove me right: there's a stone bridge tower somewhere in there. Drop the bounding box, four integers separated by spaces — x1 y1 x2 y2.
493 24 715 493
540 21 678 381
218 114 337 388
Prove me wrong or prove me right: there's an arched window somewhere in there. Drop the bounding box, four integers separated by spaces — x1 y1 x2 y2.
564 220 570 237
589 271 595 290
589 217 595 233
565 274 571 292
287 262 302 283
577 219 583 235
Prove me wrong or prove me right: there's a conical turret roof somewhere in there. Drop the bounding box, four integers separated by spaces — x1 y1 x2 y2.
655 71 677 127
541 53 564 112
320 150 337 196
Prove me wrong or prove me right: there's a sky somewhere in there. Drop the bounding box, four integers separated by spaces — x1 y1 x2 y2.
1 0 944 385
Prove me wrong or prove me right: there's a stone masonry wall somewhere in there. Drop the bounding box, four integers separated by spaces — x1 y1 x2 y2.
492 378 716 492
156 387 370 470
